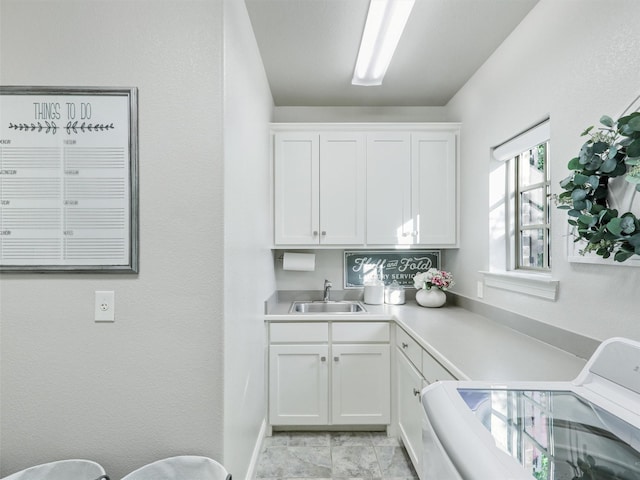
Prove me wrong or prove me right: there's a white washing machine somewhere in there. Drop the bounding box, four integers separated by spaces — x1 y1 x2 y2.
420 337 640 480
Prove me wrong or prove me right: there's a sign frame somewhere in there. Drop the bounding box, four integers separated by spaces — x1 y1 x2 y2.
0 86 139 273
343 250 441 288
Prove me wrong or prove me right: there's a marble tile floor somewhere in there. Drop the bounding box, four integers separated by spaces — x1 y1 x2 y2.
255 431 418 480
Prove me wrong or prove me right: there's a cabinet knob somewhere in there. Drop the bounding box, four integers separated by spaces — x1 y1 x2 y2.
413 388 420 397
402 342 408 349
320 356 326 362
313 231 319 236
334 356 339 362
321 231 327 236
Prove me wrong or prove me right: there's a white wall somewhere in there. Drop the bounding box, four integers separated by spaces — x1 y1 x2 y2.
447 0 640 341
222 0 275 478
0 1 226 478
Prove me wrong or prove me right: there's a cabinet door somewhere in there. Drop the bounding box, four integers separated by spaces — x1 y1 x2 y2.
274 132 319 244
319 133 366 244
331 344 390 425
269 344 328 425
366 133 412 244
411 132 457 246
397 349 425 478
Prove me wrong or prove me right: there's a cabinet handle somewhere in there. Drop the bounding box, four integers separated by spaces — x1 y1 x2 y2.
413 388 420 397
313 231 319 236
321 231 327 236
334 356 339 362
321 356 326 362
402 342 408 349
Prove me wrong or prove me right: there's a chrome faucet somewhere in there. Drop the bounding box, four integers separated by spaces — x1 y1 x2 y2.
323 279 332 302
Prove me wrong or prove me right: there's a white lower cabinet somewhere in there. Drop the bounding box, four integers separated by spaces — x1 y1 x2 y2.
396 349 425 477
268 321 390 427
395 326 457 480
332 344 390 424
269 344 329 425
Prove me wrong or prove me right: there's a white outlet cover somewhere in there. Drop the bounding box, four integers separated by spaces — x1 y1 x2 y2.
95 291 115 322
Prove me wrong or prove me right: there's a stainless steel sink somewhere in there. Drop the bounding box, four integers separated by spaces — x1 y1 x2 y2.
289 301 367 314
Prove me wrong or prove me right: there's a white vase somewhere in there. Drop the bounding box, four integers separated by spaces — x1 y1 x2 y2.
415 288 446 308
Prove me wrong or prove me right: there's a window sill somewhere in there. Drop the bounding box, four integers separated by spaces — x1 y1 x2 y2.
480 270 559 301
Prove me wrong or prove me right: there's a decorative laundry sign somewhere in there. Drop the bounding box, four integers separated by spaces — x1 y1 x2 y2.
0 87 138 272
344 250 440 288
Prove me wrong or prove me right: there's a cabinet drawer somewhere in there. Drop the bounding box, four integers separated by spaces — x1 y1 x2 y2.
422 350 456 383
270 322 329 343
332 322 390 342
396 327 422 370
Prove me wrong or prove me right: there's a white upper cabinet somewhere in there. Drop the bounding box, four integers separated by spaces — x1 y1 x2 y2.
411 131 458 246
272 124 459 247
274 132 319 245
319 133 366 244
366 133 413 245
273 131 365 245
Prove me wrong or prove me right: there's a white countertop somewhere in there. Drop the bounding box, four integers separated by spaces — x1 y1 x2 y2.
265 300 587 383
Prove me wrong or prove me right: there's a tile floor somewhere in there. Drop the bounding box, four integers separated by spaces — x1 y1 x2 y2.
255 431 418 480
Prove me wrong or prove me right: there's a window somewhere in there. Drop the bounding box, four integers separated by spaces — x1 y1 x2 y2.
493 120 551 272
485 119 558 300
515 141 550 270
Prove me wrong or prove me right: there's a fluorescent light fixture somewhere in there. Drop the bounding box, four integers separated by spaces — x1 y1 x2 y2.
352 0 415 86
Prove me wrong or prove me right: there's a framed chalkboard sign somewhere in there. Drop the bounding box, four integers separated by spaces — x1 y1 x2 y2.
344 250 440 288
0 86 138 273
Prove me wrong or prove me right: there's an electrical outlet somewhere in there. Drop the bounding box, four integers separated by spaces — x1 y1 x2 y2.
95 291 115 322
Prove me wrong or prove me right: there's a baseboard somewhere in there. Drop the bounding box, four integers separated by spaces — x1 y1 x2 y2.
245 418 267 480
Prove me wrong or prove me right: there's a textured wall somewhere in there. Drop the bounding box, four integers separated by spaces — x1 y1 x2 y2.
446 0 640 341
0 1 225 478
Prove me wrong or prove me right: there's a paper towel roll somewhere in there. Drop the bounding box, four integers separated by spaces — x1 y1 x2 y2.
282 252 316 271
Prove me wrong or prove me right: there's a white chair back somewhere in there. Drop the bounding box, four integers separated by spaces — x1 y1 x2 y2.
121 456 230 480
1 459 107 480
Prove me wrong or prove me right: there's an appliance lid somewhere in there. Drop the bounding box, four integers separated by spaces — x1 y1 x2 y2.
457 388 640 480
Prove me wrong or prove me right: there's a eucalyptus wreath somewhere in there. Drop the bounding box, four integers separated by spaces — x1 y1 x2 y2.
557 112 640 262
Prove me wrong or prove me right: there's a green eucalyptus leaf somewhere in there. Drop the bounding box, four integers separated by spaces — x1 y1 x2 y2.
571 189 587 202
615 250 634 262
573 199 587 210
579 214 596 227
567 157 582 170
560 176 573 189
629 234 640 248
628 115 640 131
588 175 600 187
607 217 622 236
600 115 614 127
611 161 627 177
601 157 617 173
581 126 594 136
568 209 581 217
625 157 640 166
625 174 640 184
573 173 589 185
608 146 619 159
586 158 602 171
592 141 608 154
627 138 640 157
620 215 636 234
568 219 578 226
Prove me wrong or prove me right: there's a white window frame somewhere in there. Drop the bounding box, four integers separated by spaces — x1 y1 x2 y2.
483 119 558 301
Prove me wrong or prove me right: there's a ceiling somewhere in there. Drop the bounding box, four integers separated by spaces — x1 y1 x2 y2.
244 0 539 107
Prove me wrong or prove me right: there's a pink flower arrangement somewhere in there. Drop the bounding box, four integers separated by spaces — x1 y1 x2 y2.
413 268 455 291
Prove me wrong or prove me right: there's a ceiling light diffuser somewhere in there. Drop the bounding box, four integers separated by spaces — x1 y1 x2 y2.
352 0 415 86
